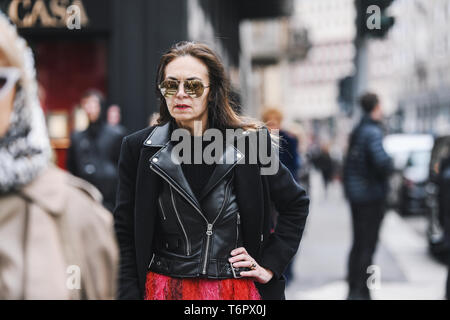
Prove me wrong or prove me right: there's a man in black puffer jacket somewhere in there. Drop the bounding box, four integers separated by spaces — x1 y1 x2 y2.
343 92 393 300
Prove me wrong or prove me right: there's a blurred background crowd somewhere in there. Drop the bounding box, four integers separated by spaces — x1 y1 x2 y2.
1 0 450 299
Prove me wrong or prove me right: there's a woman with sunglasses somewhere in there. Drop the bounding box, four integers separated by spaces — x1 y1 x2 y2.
114 41 309 300
0 12 118 299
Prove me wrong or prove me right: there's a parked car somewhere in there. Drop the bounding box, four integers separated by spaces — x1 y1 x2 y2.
399 150 431 216
383 134 434 210
426 135 450 263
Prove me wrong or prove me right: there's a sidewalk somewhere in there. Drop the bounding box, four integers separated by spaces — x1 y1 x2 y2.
285 171 448 300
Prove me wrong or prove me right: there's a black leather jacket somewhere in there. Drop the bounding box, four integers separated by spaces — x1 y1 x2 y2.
147 132 246 279
114 121 310 299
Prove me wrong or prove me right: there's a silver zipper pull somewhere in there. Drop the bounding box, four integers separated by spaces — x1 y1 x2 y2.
237 213 240 224
206 223 213 236
148 253 155 268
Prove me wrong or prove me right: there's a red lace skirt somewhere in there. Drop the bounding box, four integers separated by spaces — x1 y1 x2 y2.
144 271 261 300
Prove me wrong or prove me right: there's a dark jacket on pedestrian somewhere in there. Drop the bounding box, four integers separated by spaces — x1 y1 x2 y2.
113 121 309 300
279 129 300 180
343 115 393 204
315 150 334 183
67 121 126 212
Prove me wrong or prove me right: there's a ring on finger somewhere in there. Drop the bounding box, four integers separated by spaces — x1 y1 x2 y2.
250 262 257 270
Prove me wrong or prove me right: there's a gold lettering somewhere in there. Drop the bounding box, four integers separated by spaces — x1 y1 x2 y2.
8 0 89 28
8 0 20 26
21 0 34 27
30 0 58 27
50 0 69 24
8 0 31 27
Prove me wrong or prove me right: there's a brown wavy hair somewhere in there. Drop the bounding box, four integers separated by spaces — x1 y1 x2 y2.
155 41 262 131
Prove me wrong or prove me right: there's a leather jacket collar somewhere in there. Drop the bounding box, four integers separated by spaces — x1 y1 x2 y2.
143 121 245 213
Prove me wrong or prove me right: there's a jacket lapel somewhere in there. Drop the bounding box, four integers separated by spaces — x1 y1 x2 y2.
144 121 201 212
144 121 245 211
198 144 244 200
151 141 202 211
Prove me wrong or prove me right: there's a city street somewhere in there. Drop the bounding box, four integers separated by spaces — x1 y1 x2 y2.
1 0 450 303
286 171 448 300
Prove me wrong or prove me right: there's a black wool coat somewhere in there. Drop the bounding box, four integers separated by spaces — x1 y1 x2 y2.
67 122 126 212
113 122 309 300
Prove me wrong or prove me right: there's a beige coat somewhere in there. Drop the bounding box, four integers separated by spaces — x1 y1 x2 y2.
0 166 118 299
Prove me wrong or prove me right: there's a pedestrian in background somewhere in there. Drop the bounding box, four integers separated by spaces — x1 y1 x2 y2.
0 12 118 299
314 143 334 198
67 90 126 212
343 92 393 300
262 107 302 286
107 104 128 144
107 104 121 126
262 108 301 182
114 41 309 300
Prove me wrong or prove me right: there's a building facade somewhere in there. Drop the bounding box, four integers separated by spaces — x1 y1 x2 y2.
240 0 356 149
385 0 450 135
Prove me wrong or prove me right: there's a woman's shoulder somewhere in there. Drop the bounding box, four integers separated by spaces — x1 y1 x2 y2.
124 126 157 144
21 166 103 209
232 125 269 141
13 166 113 227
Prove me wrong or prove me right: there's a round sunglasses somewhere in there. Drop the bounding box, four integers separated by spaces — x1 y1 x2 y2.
0 67 20 100
159 79 209 99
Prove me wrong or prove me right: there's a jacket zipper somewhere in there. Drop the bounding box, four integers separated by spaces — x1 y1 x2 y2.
235 213 240 249
148 253 155 268
158 197 167 220
150 162 234 275
170 186 191 256
150 163 208 223
202 177 233 274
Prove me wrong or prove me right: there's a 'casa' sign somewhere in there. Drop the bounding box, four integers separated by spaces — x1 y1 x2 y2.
8 0 89 28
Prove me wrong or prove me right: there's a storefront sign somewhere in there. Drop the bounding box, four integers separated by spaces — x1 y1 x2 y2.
7 0 89 28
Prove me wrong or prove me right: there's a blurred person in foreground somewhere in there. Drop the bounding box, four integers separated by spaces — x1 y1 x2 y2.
343 92 393 300
0 12 118 299
67 90 126 212
261 107 301 286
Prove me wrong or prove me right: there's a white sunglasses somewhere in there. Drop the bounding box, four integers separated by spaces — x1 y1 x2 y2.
0 67 21 101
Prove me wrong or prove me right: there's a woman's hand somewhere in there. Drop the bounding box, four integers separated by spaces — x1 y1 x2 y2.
229 247 274 284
